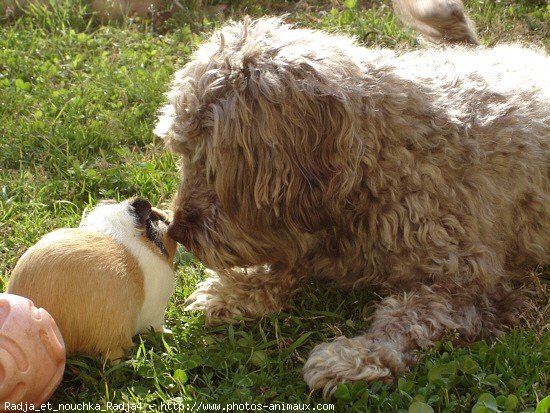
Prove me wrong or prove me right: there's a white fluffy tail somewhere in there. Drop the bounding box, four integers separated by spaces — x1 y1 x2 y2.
392 0 479 45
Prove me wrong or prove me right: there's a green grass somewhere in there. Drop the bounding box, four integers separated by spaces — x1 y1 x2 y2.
1 1 549 412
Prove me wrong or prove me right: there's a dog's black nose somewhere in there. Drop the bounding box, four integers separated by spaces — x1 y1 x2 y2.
167 220 188 245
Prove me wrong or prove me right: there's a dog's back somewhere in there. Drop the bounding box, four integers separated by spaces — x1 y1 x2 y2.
364 44 550 270
390 0 548 267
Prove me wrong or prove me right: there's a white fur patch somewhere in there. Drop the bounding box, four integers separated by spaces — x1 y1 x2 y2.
153 104 175 138
79 201 175 333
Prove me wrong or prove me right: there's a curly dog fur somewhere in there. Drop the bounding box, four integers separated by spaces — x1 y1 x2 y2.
155 2 549 395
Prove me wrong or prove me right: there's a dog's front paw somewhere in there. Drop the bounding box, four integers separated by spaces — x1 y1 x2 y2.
184 273 246 326
303 336 406 397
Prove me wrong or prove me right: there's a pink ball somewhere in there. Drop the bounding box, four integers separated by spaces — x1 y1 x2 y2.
0 293 66 406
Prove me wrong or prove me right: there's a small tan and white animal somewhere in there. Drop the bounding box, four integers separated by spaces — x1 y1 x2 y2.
7 197 177 361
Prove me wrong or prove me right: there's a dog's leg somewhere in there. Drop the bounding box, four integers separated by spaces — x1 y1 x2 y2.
185 265 299 325
303 284 509 396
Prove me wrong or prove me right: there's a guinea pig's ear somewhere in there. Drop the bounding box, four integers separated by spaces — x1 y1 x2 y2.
130 197 152 226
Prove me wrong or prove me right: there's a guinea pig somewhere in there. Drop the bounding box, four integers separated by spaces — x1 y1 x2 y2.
6 197 177 361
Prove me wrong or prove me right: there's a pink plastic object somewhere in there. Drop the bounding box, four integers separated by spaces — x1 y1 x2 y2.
0 293 66 406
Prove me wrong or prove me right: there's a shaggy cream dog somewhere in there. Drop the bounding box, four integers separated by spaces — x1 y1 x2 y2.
155 1 549 395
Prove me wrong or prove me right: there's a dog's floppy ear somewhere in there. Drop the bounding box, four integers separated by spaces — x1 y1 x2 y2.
208 58 363 233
